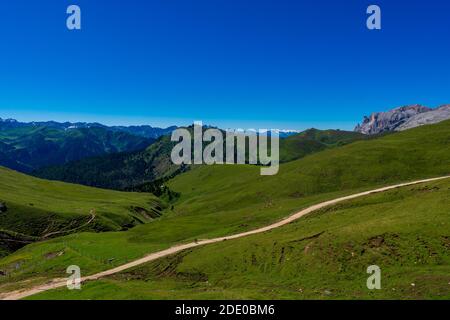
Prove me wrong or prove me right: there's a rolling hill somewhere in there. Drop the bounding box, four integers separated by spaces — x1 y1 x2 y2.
279 128 367 162
28 177 450 299
33 134 182 190
34 128 366 190
0 167 163 257
0 120 449 296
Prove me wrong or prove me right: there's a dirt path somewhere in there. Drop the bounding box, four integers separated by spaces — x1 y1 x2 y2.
1 175 449 300
0 212 96 244
40 211 96 239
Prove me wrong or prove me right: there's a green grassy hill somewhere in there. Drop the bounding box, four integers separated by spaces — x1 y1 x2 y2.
167 119 450 219
30 178 450 299
34 128 365 191
0 120 449 296
279 128 367 162
33 134 182 190
0 167 163 257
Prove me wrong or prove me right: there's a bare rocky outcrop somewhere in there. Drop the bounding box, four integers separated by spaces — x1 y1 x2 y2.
355 104 450 135
396 104 450 131
354 105 432 135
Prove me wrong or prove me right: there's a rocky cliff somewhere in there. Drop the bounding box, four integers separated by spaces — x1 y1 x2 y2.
354 104 450 134
396 105 450 131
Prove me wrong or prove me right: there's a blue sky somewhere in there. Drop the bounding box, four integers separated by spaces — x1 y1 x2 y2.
0 0 449 130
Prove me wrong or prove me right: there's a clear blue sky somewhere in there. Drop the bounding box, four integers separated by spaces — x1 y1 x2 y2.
1 0 449 130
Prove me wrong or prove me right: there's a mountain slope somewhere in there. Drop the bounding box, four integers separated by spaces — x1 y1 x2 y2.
0 118 176 139
354 104 450 135
0 125 154 172
354 105 431 134
107 125 177 139
167 119 450 216
35 128 366 190
279 128 367 162
0 167 163 257
397 105 450 131
33 134 182 190
0 120 449 292
29 178 450 300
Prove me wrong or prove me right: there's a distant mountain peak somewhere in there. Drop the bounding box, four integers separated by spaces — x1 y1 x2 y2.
354 104 438 135
396 104 450 131
0 118 18 123
0 117 180 173
0 118 177 139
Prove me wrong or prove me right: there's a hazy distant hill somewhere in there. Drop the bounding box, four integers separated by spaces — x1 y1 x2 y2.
0 118 177 139
107 125 178 139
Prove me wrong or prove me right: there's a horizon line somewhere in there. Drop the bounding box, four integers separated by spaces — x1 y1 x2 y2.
0 111 357 132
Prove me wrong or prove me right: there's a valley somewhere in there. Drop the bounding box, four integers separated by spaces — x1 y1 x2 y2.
2 0 450 305
0 119 449 299
2 175 448 300
0 167 164 257
0 123 155 172
24 177 450 300
33 127 367 191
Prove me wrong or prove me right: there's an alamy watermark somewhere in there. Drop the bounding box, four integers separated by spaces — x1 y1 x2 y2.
367 5 381 30
170 121 279 175
66 5 81 30
366 265 381 290
64 5 382 31
66 265 81 290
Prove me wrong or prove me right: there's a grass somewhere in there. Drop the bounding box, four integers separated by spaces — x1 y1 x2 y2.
0 167 163 256
30 178 450 300
168 119 450 210
279 128 367 162
34 127 364 191
0 120 449 296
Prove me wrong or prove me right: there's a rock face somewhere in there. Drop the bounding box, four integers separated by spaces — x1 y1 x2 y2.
396 105 450 131
354 104 450 135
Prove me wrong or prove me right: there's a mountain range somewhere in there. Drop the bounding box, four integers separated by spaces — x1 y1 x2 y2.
1 116 449 299
33 128 366 191
0 119 177 172
0 118 177 139
2 103 450 186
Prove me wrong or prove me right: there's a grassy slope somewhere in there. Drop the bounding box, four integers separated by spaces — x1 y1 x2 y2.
31 178 450 300
0 120 449 293
279 128 367 162
166 119 450 218
34 134 180 190
0 167 162 256
34 128 365 191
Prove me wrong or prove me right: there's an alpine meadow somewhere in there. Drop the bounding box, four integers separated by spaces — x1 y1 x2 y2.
0 119 449 299
1 0 450 309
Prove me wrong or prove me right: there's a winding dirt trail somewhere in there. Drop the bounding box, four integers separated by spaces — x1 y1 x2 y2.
41 211 96 239
1 175 449 300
